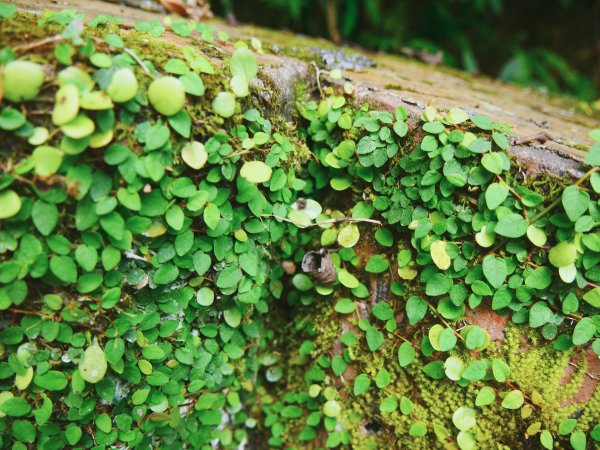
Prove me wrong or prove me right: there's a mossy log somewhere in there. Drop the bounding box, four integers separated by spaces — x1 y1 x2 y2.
1 1 599 450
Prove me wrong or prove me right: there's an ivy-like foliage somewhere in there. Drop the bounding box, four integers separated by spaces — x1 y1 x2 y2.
0 3 598 450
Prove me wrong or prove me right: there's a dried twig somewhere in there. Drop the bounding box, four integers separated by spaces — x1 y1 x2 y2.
123 48 154 78
14 35 65 52
261 214 381 228
311 62 324 97
511 132 552 146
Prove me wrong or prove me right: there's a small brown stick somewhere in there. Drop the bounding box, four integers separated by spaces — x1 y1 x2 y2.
14 35 65 52
511 132 552 146
310 62 324 97
568 362 598 380
123 48 154 78
261 213 382 227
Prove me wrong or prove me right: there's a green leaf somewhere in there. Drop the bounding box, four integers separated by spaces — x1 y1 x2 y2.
372 302 394 320
75 245 98 272
33 371 68 391
212 92 236 118
482 255 507 289
375 368 391 388
485 183 509 210
335 299 356 314
31 200 60 236
216 267 242 290
481 152 504 174
430 240 451 270
375 228 394 247
330 176 352 191
548 241 578 268
230 48 258 81
446 108 468 125
390 396 409 416
398 341 416 367
457 431 477 450
501 390 524 409
444 356 464 381
366 327 384 352
492 359 510 382
168 110 191 138
425 273 452 296
32 145 63 177
0 107 26 130
32 394 52 426
50 256 78 283
365 255 389 273
203 203 220 229
526 225 547 247
583 288 600 308
492 132 509 150
475 386 495 406
469 138 491 153
494 213 528 238
11 419 36 443
562 186 590 222
353 373 371 396
181 141 208 170
570 431 586 450
406 296 427 325
540 430 553 450
465 326 488 350
0 1 17 18
154 263 179 285
196 287 215 306
292 273 313 291
148 76 185 116
525 267 552 289
438 328 457 352
572 317 596 345
65 424 82 445
180 72 205 96
240 160 272 184
337 268 359 288
379 397 398 413
166 204 185 230
0 397 31 417
559 419 577 435
423 361 445 379
408 422 427 437
337 223 360 248
529 301 553 328
584 142 600 166
452 407 476 431
0 189 21 219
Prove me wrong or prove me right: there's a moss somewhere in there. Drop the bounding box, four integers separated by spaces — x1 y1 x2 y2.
274 281 599 449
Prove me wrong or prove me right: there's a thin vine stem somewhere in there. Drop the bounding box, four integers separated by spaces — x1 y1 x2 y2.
528 166 597 225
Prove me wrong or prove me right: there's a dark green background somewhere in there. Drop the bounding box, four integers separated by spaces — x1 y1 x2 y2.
211 0 599 100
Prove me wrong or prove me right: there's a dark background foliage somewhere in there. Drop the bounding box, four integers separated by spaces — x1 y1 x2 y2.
210 0 600 101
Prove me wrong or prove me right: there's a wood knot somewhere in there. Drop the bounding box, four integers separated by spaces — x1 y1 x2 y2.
301 249 336 285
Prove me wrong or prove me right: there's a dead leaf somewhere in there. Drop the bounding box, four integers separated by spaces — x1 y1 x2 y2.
158 0 190 16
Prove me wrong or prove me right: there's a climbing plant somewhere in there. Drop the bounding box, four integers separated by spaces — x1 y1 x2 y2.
0 3 598 449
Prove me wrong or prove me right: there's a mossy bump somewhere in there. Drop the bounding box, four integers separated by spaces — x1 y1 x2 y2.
3 60 45 102
148 76 185 116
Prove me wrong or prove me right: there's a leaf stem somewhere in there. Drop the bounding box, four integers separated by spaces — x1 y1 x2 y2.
528 166 597 225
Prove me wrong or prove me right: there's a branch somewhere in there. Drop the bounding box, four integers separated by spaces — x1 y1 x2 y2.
261 214 381 228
